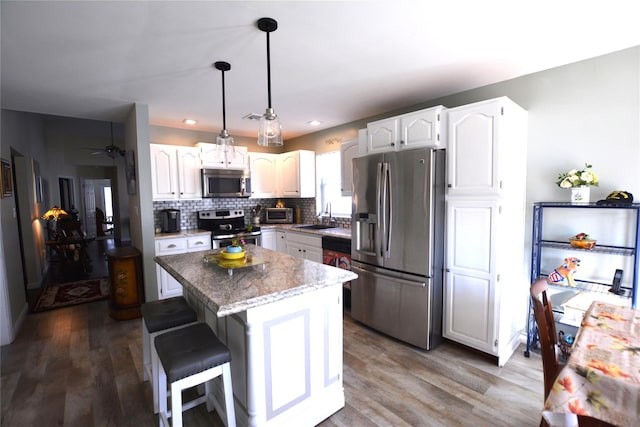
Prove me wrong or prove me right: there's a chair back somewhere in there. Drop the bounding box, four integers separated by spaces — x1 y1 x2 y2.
530 278 561 399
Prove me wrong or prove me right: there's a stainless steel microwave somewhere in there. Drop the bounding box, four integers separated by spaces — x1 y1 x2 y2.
265 207 294 223
202 168 251 198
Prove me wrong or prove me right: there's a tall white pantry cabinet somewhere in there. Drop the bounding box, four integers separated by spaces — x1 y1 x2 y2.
443 97 528 366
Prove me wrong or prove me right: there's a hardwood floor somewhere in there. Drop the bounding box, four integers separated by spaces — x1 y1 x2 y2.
1 301 545 427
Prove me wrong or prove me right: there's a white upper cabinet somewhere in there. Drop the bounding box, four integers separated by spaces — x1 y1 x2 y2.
365 106 446 154
176 147 202 199
278 150 315 198
447 97 527 197
151 144 202 201
400 107 446 150
367 117 399 154
340 138 359 197
278 151 302 197
249 153 278 198
198 142 248 170
249 150 315 198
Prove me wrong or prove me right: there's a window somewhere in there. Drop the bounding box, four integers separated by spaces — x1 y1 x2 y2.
316 151 351 217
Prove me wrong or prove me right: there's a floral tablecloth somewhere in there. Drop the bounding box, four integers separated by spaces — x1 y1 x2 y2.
543 301 640 427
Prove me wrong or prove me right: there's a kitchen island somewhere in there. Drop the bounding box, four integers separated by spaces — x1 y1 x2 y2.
154 244 357 427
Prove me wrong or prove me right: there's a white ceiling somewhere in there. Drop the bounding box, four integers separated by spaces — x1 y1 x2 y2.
2 1 640 141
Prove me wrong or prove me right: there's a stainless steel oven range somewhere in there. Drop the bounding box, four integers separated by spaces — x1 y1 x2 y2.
197 209 261 249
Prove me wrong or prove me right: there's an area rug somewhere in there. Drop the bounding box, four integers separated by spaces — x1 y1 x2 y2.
32 278 110 312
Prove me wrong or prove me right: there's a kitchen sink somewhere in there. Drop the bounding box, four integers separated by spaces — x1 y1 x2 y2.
295 224 336 230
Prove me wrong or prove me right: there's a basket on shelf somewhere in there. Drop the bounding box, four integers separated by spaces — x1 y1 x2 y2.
569 232 596 249
569 238 597 249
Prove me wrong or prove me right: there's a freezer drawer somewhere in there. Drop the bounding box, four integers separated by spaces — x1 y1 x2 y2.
351 263 441 350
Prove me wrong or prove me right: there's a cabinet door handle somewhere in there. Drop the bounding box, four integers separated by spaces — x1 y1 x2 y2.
400 140 405 145
390 142 395 146
167 244 176 248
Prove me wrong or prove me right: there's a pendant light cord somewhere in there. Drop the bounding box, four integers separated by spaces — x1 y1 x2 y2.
221 69 227 130
266 31 272 109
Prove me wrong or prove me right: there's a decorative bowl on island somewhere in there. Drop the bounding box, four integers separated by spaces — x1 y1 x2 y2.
221 249 246 260
569 232 596 249
225 245 243 253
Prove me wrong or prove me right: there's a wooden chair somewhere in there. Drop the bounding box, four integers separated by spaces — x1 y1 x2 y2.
531 279 614 427
530 278 562 401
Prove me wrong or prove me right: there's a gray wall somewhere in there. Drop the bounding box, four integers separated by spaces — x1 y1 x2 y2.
287 46 640 265
1 110 47 344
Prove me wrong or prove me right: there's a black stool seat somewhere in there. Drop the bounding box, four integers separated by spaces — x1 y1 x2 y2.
155 323 231 384
141 296 197 333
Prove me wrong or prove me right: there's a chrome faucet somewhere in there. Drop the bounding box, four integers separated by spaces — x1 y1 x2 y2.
326 202 336 226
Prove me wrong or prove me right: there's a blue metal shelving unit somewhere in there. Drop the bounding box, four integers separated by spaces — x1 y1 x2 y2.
525 202 640 357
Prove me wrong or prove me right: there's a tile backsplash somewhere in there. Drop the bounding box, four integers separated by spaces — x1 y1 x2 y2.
153 197 350 231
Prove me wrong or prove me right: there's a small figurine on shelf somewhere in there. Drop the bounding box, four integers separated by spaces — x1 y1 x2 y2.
547 257 581 287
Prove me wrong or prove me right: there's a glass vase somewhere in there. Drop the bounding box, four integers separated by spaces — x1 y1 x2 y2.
570 186 590 204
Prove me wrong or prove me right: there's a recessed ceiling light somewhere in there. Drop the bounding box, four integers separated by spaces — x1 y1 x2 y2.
183 119 197 125
308 120 322 126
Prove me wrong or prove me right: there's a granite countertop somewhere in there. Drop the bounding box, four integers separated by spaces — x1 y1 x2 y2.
154 244 357 317
260 224 351 240
154 229 211 239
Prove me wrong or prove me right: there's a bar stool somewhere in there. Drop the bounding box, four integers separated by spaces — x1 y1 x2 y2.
154 322 236 427
141 297 198 413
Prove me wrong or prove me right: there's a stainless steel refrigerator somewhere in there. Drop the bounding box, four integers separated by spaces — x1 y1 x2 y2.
351 148 445 350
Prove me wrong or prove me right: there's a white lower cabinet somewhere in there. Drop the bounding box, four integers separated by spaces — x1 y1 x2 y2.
156 264 185 300
286 231 323 263
444 200 527 366
262 229 316 259
276 230 287 253
260 228 277 250
155 234 211 299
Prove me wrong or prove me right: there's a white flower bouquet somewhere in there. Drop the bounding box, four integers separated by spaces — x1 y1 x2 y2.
556 163 599 188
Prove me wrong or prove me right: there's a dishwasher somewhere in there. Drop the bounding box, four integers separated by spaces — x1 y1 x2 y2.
322 236 352 309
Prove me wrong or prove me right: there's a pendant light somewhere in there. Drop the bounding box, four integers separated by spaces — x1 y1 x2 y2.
214 61 234 152
257 17 283 147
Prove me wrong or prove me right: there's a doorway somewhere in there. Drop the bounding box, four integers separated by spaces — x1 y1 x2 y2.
77 177 116 238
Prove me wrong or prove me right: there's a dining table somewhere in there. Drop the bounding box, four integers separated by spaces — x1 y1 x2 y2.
543 300 640 427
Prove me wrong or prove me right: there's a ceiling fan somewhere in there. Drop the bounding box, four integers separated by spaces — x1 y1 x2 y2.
84 122 125 159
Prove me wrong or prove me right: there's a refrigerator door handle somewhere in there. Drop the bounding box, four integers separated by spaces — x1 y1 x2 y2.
384 162 392 257
376 162 384 259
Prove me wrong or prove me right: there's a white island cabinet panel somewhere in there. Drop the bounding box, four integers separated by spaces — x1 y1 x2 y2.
156 245 356 427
